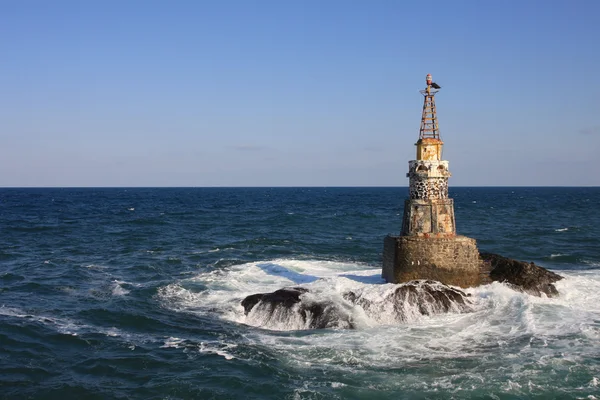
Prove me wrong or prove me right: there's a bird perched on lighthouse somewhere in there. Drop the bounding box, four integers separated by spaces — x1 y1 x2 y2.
426 73 441 89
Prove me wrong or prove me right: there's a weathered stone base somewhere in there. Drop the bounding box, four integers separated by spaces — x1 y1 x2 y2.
383 235 482 288
401 198 456 236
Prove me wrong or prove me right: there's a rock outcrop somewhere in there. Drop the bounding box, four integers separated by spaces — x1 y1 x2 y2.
480 252 563 297
242 287 355 329
344 280 471 323
241 287 308 315
241 280 472 330
241 254 565 330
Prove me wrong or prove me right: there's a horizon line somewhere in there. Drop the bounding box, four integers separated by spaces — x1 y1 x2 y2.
1 185 599 189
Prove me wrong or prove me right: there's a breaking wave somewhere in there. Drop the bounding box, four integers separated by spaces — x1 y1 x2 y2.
154 258 600 395
156 258 600 332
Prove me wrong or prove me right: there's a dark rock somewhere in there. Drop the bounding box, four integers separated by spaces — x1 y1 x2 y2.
301 301 353 329
344 280 471 323
241 280 472 330
241 287 308 315
480 252 563 297
241 287 354 329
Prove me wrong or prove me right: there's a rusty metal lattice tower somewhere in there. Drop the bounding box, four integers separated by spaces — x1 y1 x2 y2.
419 82 440 139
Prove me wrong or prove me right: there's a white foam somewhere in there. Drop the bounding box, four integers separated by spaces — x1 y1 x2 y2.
555 227 569 232
83 264 108 270
583 260 600 268
0 305 158 346
161 337 186 348
0 306 31 318
111 280 130 296
154 259 490 333
156 259 386 326
199 341 237 360
105 327 122 337
153 257 600 388
192 247 234 255
158 336 236 359
0 306 82 336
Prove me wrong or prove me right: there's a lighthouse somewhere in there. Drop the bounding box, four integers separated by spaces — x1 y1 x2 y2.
382 74 482 288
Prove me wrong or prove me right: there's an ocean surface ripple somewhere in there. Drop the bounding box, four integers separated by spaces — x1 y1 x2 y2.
1 187 599 399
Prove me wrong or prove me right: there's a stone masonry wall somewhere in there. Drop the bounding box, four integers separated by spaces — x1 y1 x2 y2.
401 199 456 236
409 176 448 200
382 235 398 282
407 160 450 200
382 235 482 288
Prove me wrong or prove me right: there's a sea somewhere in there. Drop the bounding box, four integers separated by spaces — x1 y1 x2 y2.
1 187 599 399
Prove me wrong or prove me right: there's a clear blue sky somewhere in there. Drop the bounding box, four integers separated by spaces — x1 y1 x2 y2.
1 0 598 186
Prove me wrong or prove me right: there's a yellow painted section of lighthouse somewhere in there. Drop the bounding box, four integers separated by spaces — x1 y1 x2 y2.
416 138 444 161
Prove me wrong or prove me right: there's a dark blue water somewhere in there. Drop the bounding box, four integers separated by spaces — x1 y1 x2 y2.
1 187 599 399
